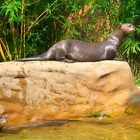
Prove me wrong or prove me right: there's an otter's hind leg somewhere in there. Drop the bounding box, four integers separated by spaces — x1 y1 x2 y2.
61 59 75 63
55 51 75 62
54 49 67 61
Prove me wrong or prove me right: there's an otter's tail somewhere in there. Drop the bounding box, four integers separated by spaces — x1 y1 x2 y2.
17 56 47 61
17 49 54 61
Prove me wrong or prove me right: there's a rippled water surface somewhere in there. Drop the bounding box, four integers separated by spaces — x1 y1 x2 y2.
0 121 140 140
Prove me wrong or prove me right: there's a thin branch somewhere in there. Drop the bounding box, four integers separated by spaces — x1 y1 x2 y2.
27 0 58 34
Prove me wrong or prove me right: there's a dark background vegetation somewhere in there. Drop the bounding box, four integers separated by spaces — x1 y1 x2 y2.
0 0 140 78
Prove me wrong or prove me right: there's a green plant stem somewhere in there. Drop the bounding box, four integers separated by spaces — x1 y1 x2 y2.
26 0 58 34
20 0 26 58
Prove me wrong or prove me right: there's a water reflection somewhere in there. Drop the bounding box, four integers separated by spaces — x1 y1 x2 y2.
0 121 140 140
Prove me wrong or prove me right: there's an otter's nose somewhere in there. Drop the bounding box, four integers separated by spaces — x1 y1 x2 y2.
132 25 136 30
128 24 135 31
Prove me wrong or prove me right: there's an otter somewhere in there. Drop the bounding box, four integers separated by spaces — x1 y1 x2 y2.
18 23 135 62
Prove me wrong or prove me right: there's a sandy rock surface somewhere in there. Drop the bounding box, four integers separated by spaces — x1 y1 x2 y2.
0 61 138 125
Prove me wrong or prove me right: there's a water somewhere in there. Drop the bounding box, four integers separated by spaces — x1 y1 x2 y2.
0 121 140 140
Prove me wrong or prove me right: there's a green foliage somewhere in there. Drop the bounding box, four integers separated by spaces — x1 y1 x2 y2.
0 0 139 77
1 0 21 23
60 0 95 42
135 78 140 86
118 0 140 76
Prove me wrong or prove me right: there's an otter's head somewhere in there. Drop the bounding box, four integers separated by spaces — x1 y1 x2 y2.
120 23 135 33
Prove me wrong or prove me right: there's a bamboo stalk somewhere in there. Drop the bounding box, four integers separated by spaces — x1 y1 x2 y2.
5 41 12 60
20 0 26 58
23 14 26 57
0 38 12 61
10 24 18 60
2 30 12 60
20 7 23 58
0 42 6 61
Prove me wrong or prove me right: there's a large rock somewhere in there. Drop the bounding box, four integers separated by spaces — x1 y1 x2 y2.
0 61 138 125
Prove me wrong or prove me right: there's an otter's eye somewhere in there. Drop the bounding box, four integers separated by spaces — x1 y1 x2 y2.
128 24 132 27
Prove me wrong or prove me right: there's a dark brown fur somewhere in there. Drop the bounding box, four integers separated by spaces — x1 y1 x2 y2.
18 23 135 62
